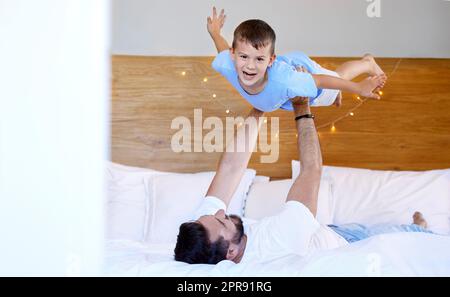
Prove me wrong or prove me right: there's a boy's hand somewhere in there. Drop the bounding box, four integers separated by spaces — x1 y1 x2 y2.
207 7 226 38
358 75 386 99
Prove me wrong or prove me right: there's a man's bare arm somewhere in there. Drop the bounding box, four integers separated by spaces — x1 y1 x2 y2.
206 108 264 207
207 7 230 53
286 98 322 216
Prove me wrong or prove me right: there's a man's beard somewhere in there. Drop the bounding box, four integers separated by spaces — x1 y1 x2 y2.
229 215 245 244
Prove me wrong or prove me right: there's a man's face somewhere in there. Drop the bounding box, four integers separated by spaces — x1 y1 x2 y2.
197 209 244 244
231 40 275 89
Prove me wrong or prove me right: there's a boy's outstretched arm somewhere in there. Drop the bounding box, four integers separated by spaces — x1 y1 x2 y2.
207 7 230 53
312 74 386 100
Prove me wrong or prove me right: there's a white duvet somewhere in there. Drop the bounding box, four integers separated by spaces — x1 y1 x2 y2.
104 232 450 277
105 163 450 276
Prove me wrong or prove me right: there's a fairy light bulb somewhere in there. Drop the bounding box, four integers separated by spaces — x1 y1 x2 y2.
212 94 217 98
331 124 336 132
379 91 383 95
203 77 208 82
181 71 186 76
349 112 354 116
225 109 230 114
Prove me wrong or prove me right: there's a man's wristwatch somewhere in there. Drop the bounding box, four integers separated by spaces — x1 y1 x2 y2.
295 114 315 121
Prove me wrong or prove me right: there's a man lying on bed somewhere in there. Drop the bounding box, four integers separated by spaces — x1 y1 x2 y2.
174 99 432 264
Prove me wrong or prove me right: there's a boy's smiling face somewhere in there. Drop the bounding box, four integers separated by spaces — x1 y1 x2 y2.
231 40 276 91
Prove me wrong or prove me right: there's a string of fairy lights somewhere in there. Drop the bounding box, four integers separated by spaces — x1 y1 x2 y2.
316 58 402 132
179 58 402 133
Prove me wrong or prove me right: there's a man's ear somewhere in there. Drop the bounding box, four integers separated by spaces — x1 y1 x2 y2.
226 244 239 261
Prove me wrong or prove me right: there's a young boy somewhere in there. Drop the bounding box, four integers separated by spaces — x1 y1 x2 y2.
207 7 387 112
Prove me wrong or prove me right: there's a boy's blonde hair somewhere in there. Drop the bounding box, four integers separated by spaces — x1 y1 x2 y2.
232 19 276 55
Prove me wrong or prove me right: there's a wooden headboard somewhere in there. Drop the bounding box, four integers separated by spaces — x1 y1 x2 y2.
111 56 450 179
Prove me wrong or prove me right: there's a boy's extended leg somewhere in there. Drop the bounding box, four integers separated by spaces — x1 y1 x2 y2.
328 212 433 243
335 54 385 81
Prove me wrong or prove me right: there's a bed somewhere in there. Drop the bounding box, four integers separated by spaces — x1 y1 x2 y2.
104 161 450 276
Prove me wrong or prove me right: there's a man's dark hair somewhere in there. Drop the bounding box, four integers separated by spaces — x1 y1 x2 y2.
174 222 229 264
232 19 276 55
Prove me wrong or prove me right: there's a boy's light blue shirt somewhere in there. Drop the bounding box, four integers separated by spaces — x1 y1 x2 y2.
212 50 322 112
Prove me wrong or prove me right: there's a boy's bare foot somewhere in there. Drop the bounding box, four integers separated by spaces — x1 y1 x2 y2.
363 54 385 77
413 211 428 229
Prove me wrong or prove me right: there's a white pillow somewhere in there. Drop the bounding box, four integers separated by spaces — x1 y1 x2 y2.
292 161 450 234
107 180 149 241
253 175 270 184
244 178 334 225
106 161 169 178
145 170 256 244
106 161 168 241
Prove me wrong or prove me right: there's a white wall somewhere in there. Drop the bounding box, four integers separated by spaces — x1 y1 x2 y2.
0 0 110 276
112 0 450 58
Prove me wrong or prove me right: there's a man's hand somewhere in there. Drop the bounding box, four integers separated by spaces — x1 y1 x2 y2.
357 75 386 99
291 96 309 107
207 7 226 38
291 67 311 107
295 66 308 73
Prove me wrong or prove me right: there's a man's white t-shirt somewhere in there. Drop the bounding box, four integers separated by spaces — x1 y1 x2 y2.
193 196 348 263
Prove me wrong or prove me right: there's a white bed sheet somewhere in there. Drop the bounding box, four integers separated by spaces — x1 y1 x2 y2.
104 232 450 277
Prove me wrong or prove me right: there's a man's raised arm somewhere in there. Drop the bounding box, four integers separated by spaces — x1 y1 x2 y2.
206 108 264 207
286 98 322 216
